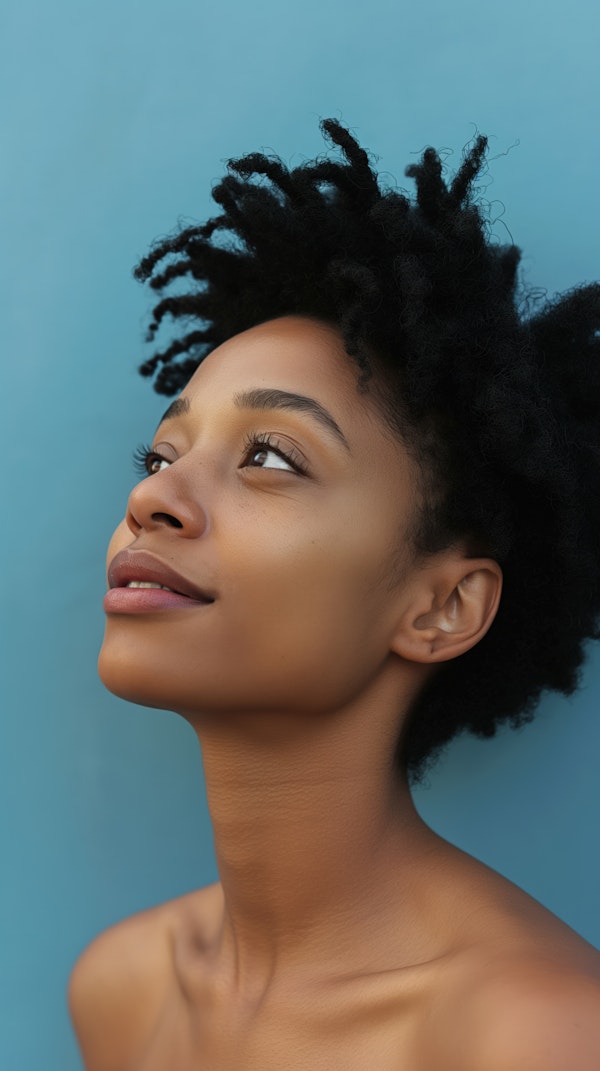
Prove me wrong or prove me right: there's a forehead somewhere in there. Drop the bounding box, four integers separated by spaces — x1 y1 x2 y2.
181 316 389 436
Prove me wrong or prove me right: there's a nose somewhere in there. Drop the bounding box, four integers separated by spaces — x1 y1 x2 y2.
125 464 208 539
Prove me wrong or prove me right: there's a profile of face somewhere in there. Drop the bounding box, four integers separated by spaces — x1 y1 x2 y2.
99 316 499 723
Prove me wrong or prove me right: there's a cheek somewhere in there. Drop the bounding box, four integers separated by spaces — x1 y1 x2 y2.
220 520 395 674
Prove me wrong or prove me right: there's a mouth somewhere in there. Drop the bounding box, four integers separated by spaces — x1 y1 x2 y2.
105 548 215 614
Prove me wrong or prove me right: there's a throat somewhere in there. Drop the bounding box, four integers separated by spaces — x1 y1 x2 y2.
193 712 433 979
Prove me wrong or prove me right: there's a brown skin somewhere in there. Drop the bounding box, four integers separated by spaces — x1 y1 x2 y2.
70 317 600 1069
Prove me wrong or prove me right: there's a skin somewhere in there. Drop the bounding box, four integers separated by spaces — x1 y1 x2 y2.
70 317 600 1070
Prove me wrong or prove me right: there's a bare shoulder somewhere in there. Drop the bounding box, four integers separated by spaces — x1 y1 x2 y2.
68 883 220 1071
465 957 600 1071
420 845 600 1071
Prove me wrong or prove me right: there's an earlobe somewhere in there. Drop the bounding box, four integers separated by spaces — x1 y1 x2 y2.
391 557 503 665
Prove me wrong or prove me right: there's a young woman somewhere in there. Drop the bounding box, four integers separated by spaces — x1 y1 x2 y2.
69 121 600 1069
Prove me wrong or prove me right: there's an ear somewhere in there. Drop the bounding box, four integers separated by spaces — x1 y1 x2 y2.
390 554 503 664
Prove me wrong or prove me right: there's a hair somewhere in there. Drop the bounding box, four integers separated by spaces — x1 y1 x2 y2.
133 118 600 781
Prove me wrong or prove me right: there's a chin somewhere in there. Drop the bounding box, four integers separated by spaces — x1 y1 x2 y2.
97 625 178 710
97 632 233 715
98 648 164 709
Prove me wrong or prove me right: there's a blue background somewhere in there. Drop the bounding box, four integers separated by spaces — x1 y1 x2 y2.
2 1 599 1067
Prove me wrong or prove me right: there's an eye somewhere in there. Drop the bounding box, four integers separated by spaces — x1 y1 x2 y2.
132 443 172 477
241 433 308 475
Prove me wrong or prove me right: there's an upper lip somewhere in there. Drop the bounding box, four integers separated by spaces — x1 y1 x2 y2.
107 549 215 602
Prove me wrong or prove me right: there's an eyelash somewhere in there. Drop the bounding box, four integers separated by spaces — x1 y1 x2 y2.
131 433 309 478
132 443 168 477
241 432 309 475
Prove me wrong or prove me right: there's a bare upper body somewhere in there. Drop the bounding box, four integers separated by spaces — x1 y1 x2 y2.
70 845 600 1071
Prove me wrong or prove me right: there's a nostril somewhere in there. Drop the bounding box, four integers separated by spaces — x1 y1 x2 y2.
151 512 184 529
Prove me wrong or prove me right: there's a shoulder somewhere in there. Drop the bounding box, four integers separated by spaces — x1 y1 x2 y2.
464 960 600 1071
428 844 600 1069
68 886 220 1071
68 901 174 1071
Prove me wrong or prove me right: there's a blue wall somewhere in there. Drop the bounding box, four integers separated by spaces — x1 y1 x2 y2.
2 1 599 1066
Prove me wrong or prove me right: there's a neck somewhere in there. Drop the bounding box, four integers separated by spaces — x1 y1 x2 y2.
188 666 444 985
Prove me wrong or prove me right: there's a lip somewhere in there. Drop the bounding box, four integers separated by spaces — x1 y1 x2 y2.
105 548 215 614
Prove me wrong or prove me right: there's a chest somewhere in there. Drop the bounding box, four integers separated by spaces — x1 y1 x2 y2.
136 987 427 1071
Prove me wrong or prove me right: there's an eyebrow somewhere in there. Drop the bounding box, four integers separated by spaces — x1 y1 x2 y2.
156 388 350 452
233 388 350 451
157 397 191 427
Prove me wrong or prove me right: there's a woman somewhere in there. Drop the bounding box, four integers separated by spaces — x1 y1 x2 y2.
69 121 600 1069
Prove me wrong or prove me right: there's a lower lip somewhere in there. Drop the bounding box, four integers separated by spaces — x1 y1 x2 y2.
103 588 212 614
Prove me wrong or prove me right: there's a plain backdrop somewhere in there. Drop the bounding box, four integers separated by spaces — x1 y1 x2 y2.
1 1 599 1067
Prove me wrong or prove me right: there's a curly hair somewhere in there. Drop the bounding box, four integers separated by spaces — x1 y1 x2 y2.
133 119 600 781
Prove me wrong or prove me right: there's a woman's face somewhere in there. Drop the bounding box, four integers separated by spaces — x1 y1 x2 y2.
99 316 422 717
